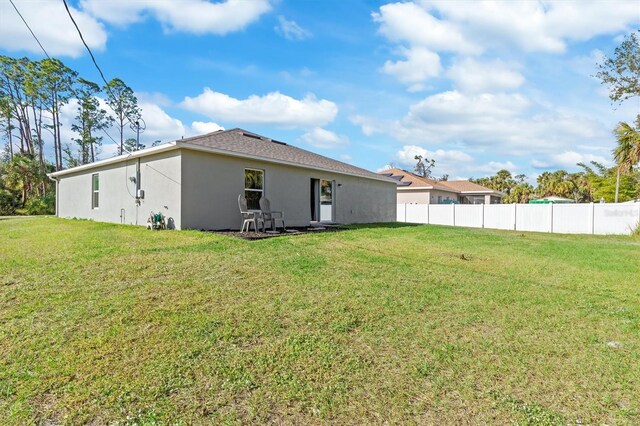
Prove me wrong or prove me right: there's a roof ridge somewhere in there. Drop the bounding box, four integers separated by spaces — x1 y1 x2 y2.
177 128 394 182
180 127 235 143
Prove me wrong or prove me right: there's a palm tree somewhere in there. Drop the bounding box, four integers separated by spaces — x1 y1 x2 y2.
613 120 640 202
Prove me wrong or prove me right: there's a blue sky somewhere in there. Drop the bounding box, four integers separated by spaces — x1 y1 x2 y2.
1 0 639 181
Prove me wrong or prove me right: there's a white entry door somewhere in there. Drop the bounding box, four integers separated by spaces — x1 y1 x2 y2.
320 179 333 222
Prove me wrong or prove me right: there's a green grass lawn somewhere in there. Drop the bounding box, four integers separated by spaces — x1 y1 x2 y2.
1 217 639 425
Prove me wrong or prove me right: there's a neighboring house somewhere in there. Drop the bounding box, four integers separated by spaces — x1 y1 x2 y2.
379 168 503 204
49 128 397 230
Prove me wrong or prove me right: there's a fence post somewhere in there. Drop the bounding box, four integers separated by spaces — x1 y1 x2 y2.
590 202 595 235
513 203 517 230
452 203 456 226
482 203 485 228
549 203 554 233
426 203 430 224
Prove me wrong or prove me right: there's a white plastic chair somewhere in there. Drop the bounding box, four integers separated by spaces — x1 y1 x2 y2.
259 197 286 231
238 194 264 232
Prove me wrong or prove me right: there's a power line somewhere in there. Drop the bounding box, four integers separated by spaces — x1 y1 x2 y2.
100 128 119 145
9 0 50 59
61 0 114 98
12 0 145 156
61 0 145 136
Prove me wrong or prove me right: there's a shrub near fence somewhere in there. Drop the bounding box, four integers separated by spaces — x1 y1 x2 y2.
396 203 640 235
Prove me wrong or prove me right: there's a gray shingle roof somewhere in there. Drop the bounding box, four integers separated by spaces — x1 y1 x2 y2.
180 128 390 181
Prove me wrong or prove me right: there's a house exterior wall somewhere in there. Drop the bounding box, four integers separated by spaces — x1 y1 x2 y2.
56 150 182 228
397 189 458 204
180 149 396 230
397 190 430 204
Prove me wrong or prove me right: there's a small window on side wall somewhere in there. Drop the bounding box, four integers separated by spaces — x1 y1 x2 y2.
91 173 99 209
244 168 264 210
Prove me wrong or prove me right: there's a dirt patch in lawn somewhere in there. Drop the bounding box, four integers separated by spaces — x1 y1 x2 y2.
208 225 346 240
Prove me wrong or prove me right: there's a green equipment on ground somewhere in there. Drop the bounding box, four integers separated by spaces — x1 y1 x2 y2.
147 211 166 230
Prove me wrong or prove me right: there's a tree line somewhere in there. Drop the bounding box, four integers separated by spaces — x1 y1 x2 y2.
470 163 639 204
0 55 142 215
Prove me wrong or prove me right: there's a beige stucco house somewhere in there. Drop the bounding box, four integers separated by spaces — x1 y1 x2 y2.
49 129 397 230
379 168 503 204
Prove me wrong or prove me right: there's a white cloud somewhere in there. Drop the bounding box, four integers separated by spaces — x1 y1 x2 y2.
447 58 524 93
349 115 387 136
80 0 271 35
0 0 271 57
396 90 607 155
137 101 187 142
299 128 348 149
275 15 311 41
353 90 610 164
373 1 639 87
393 144 473 177
139 110 220 141
180 88 338 128
0 0 106 57
98 143 120 159
545 151 612 169
567 49 607 78
474 161 518 174
395 145 472 166
382 47 442 84
388 144 520 179
191 121 225 134
418 0 640 53
407 83 433 93
373 2 479 54
531 159 551 169
404 90 530 124
543 1 640 44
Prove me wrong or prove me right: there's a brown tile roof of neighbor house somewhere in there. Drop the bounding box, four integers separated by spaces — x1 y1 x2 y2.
437 180 498 193
180 128 391 181
378 168 457 191
378 168 501 195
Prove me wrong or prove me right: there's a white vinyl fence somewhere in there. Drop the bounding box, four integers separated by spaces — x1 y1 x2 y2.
396 203 640 235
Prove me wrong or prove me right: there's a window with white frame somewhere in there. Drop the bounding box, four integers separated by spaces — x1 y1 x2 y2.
244 168 264 210
91 173 99 209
